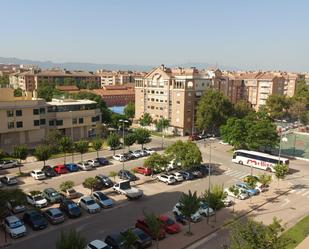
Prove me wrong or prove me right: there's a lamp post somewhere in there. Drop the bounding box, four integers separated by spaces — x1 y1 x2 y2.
70 111 74 163
278 130 288 164
119 119 129 175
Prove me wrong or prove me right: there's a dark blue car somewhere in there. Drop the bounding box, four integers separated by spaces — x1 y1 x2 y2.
96 157 109 166
65 163 79 172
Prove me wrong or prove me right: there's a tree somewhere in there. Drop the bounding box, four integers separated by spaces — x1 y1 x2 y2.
229 217 292 249
178 190 200 235
59 136 73 164
143 152 169 174
229 185 239 213
289 96 307 123
156 117 170 149
95 123 108 138
0 75 9 87
258 174 272 187
220 118 248 149
34 145 51 166
12 145 28 174
0 189 26 220
37 84 58 102
265 94 290 120
82 177 97 194
273 164 289 187
144 212 162 249
0 149 4 159
107 133 121 155
124 102 135 121
165 141 202 169
60 181 75 192
44 129 63 154
121 229 138 249
92 138 103 158
139 113 153 127
109 171 117 181
196 89 233 133
134 128 151 149
294 79 309 107
55 229 87 249
124 133 136 151
13 88 23 97
233 100 254 119
74 140 89 161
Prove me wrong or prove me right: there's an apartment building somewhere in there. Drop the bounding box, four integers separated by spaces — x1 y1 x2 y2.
0 88 101 151
135 65 212 135
95 70 146 87
282 72 299 97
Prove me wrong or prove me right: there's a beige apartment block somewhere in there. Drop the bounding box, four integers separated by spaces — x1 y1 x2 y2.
0 88 101 152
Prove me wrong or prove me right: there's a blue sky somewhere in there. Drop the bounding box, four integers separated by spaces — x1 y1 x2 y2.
1 0 308 71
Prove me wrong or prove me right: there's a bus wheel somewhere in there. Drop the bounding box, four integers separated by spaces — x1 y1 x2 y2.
266 167 271 172
238 161 243 165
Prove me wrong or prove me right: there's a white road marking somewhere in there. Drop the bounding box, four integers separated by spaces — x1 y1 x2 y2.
301 190 309 196
279 198 291 208
295 189 306 194
185 232 218 249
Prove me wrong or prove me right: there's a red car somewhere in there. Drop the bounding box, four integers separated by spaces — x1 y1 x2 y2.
159 215 181 234
134 167 152 176
135 218 166 239
53 164 69 174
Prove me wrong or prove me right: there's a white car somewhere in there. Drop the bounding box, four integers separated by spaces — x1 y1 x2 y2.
0 160 18 169
199 202 215 217
224 187 249 200
166 159 181 171
132 150 143 158
4 216 26 238
173 203 202 223
113 154 126 162
26 193 48 208
144 148 155 154
170 172 184 182
223 196 233 207
157 174 176 185
86 240 111 249
87 159 100 167
78 196 101 214
77 161 93 171
30 169 46 180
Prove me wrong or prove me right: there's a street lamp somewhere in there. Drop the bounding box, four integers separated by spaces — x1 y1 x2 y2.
70 111 74 163
119 119 129 176
278 130 288 164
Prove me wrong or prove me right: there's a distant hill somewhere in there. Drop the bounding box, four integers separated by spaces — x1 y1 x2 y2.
0 57 238 72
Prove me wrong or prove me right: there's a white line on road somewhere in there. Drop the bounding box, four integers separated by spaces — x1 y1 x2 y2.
302 190 309 196
185 232 218 249
279 198 290 208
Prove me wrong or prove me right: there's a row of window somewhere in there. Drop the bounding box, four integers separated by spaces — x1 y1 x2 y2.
147 106 164 110
7 122 23 129
147 98 166 103
147 90 165 94
7 110 22 117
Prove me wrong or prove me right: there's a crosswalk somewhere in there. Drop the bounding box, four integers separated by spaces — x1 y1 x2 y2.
289 187 309 197
223 168 251 180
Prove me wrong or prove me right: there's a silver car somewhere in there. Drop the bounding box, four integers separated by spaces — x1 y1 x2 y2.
87 159 100 167
0 160 18 169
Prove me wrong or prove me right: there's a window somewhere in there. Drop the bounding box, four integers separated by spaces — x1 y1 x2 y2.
56 120 63 126
49 120 54 126
39 108 45 114
16 121 23 128
91 116 99 122
40 119 46 125
176 101 180 104
8 122 14 129
33 109 39 115
79 118 84 124
15 110 22 116
7 110 14 117
33 120 40 126
72 118 77 125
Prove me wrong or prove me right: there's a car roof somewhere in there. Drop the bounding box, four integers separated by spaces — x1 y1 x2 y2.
82 196 93 201
44 188 57 193
89 240 108 248
46 208 61 214
5 215 20 222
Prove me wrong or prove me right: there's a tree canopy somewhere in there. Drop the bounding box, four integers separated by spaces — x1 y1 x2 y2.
107 133 121 154
124 102 135 121
134 128 151 149
265 94 290 120
34 145 51 166
233 100 254 119
143 152 169 173
139 113 153 127
155 117 169 132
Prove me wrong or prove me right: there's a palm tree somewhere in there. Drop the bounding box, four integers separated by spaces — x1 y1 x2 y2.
121 229 138 249
55 229 87 249
59 136 73 164
144 212 162 249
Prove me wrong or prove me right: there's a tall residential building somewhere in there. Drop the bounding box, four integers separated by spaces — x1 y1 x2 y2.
96 70 146 87
135 65 212 135
0 88 101 152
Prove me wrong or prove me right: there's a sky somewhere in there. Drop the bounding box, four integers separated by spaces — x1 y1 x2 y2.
1 0 309 71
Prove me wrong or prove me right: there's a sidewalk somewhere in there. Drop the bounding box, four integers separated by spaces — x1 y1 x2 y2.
295 235 309 249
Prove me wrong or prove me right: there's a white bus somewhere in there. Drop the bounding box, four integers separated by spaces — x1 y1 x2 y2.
232 149 289 172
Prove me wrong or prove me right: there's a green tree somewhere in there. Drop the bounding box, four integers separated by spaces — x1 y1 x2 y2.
289 96 307 123
0 75 9 86
144 212 162 249
0 149 4 159
229 185 239 213
258 174 272 187
196 89 233 133
55 229 87 249
82 177 97 194
107 133 121 155
156 117 170 149
59 136 73 164
0 189 26 221
13 88 23 97
59 181 75 192
44 129 63 154
95 123 108 138
139 113 153 127
37 85 56 101
12 145 28 174
165 141 202 169
109 171 117 181
233 100 254 119
34 145 51 166
124 133 136 151
121 229 138 249
92 138 103 158
124 102 135 121
294 79 309 107
229 217 291 249
178 190 200 235
74 140 89 161
134 128 151 149
265 94 290 120
143 152 169 174
273 164 289 187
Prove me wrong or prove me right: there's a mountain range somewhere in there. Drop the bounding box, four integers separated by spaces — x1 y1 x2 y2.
0 57 238 72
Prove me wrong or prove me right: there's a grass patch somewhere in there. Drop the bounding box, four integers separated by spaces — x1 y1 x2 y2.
282 214 309 249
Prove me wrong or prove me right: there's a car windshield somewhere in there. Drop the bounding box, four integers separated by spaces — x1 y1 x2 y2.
166 218 175 225
68 203 78 209
136 231 149 240
200 203 209 209
9 220 23 229
51 192 59 197
121 181 130 190
85 199 95 205
53 212 63 218
32 213 43 220
33 196 44 201
68 189 76 194
36 171 44 175
97 193 108 200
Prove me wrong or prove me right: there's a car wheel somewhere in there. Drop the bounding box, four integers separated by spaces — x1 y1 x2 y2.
238 161 243 165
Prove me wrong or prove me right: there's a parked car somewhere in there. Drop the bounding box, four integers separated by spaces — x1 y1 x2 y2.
224 187 249 200
166 159 181 171
235 182 259 196
195 165 210 176
86 240 111 249
77 161 93 171
135 218 166 239
132 150 143 158
118 170 138 181
0 160 18 169
121 228 152 249
92 191 113 208
133 167 152 176
169 172 184 182
178 170 194 180
78 196 101 214
53 164 69 174
7 200 26 214
95 175 114 188
26 193 48 208
223 196 233 207
188 168 203 178
173 203 202 223
30 169 46 180
159 215 181 234
96 157 109 166
104 233 125 249
1 176 18 186
59 199 81 218
113 180 143 199
42 188 62 203
61 188 79 199
113 154 127 162
144 148 155 154
140 149 149 157
243 175 268 193
87 159 100 167
157 174 176 185
198 202 215 217
44 208 65 224
65 163 79 172
42 165 57 177
23 210 48 230
124 152 135 160
4 215 26 238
